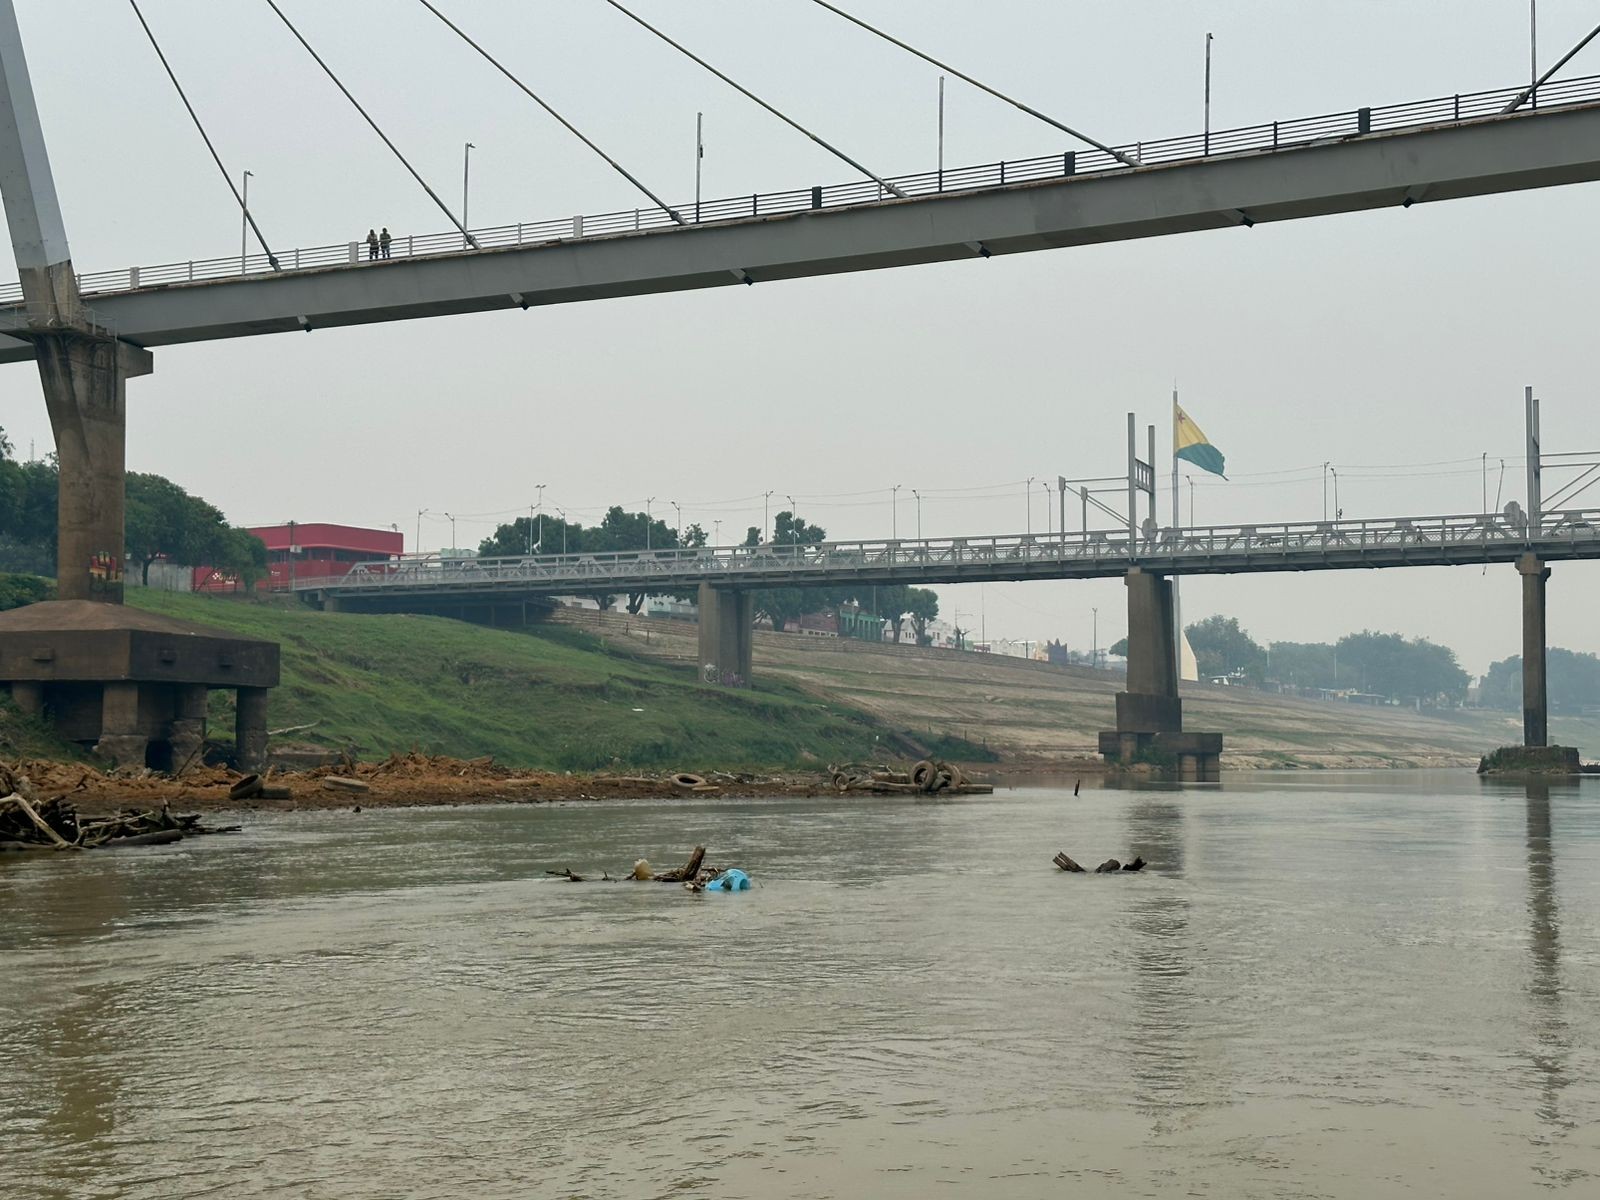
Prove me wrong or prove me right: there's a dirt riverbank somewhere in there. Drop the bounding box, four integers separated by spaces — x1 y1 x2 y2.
6 752 909 815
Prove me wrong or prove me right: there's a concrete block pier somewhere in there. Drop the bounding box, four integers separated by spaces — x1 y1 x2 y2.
697 584 753 687
1100 568 1222 780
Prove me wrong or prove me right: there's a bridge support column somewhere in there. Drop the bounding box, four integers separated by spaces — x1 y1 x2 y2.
1099 568 1221 778
32 330 153 602
697 584 753 687
1518 553 1549 747
235 686 270 772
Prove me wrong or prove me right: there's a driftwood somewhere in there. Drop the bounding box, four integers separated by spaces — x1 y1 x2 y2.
2 768 236 850
1054 852 1147 874
546 868 586 882
5 793 75 849
652 845 706 883
322 776 370 794
830 760 993 796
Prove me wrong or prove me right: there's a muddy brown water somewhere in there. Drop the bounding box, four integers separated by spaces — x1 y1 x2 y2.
3 773 1599 1198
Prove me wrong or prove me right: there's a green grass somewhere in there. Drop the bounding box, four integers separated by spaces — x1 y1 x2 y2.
0 699 83 761
124 590 913 770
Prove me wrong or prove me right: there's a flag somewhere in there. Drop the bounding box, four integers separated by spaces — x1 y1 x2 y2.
1174 402 1226 477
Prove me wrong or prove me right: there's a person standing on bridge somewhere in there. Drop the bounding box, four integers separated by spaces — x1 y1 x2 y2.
366 228 379 261
380 227 392 259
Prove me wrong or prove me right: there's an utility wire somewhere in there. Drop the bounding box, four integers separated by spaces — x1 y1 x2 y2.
126 0 280 269
415 0 685 224
262 0 478 247
599 0 908 199
804 0 1139 168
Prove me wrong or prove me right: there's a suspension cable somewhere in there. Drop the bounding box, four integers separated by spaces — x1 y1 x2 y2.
804 0 1138 168
415 1 684 225
598 0 908 198
261 0 478 247
126 0 281 269
1503 20 1600 113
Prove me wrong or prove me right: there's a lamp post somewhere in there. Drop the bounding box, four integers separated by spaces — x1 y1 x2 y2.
1026 476 1035 535
912 488 923 540
671 500 682 540
1040 479 1052 537
645 497 656 550
1322 461 1331 521
1331 467 1340 520
694 112 704 221
1531 1 1539 108
445 512 457 553
1092 606 1099 669
891 483 902 539
536 483 545 550
240 169 253 271
1204 33 1214 153
713 518 722 546
415 508 427 556
763 491 774 542
462 141 475 243
786 495 797 546
557 508 568 555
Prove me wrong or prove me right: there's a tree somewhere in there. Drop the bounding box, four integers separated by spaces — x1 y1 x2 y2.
214 526 270 594
1186 615 1266 682
1481 648 1600 713
1109 637 1129 658
1335 631 1468 703
125 472 233 585
867 583 914 643
905 588 940 646
741 511 846 631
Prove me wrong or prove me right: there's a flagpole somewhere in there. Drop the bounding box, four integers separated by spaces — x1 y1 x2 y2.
1172 388 1183 672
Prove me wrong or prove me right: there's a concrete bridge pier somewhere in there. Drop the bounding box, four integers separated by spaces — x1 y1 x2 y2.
33 330 153 601
697 584 753 687
1518 553 1549 747
1099 568 1222 779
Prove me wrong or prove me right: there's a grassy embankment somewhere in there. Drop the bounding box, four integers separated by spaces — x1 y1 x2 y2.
117 589 980 769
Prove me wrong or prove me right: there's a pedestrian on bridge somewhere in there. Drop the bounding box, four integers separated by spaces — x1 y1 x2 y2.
366 228 379 261
379 227 392 259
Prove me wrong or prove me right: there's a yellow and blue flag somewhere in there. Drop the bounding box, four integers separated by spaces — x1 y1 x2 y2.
1174 402 1226 477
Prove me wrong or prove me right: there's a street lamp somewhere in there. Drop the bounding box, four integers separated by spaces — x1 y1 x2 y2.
714 518 722 546
240 169 253 270
415 508 428 556
645 496 656 550
1092 606 1099 669
1322 461 1331 521
1331 467 1341 520
536 483 546 550
892 483 902 539
462 142 476 244
671 500 682 540
1026 476 1035 535
763 490 774 542
444 512 457 554
786 495 798 546
1040 479 1052 537
556 508 568 555
912 488 923 540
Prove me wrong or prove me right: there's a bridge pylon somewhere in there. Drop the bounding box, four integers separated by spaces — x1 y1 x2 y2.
697 584 753 688
1099 568 1222 780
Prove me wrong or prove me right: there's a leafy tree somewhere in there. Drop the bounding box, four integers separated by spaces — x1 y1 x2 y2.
1109 637 1129 658
741 511 849 632
1481 648 1600 713
213 526 270 594
0 572 52 611
905 588 940 646
1334 631 1468 703
125 472 234 585
865 583 913 643
1186 614 1266 682
1265 640 1337 689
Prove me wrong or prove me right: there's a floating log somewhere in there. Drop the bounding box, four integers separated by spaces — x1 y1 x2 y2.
1094 859 1122 873
1122 856 1146 872
105 828 184 848
1053 852 1086 873
653 845 706 883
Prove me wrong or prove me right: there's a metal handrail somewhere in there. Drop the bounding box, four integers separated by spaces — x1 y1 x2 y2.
298 508 1600 592
5 72 1599 306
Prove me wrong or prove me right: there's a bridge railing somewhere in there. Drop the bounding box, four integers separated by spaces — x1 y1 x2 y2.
301 509 1600 592
6 72 1600 306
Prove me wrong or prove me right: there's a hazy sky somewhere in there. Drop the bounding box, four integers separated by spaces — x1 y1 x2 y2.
3 0 1598 673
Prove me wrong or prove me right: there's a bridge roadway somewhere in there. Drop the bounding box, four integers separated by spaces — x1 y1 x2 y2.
5 75 1600 364
299 509 1600 609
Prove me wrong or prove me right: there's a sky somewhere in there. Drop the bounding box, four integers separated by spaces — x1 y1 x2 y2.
2 0 1598 674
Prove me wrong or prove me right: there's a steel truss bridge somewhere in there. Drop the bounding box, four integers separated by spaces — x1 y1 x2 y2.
5 72 1600 363
299 509 1600 606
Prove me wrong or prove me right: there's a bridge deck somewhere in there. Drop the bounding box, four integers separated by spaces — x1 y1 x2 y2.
4 75 1600 364
299 510 1600 605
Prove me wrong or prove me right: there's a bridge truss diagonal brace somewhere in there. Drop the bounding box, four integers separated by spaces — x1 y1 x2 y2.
34 335 153 602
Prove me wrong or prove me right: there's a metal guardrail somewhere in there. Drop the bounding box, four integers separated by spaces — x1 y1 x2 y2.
5 72 1599 306
298 509 1600 595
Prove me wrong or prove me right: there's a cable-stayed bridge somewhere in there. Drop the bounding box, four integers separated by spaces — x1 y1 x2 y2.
3 73 1600 363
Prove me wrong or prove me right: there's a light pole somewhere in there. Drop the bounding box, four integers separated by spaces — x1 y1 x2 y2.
1322 461 1331 521
557 508 568 555
671 500 682 541
1026 476 1035 535
415 508 427 556
528 504 536 554
892 483 902 539
694 112 704 221
462 142 475 243
445 512 457 554
1092 606 1099 669
240 169 253 270
1331 467 1340 520
937 74 945 184
763 490 774 542
713 518 722 546
645 497 656 550
1040 480 1052 537
536 483 546 549
912 488 923 540
786 495 797 546
1531 1 1538 108
1204 32 1214 153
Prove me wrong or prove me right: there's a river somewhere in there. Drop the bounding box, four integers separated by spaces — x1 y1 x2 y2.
3 772 1598 1198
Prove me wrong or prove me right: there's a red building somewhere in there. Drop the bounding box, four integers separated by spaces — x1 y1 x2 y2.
194 522 404 593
